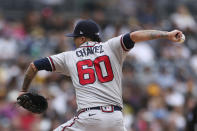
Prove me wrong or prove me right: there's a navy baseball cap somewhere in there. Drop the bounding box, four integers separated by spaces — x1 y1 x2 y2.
65 20 100 38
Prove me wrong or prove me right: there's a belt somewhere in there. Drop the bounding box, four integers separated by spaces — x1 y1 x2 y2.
77 105 122 116
85 105 122 111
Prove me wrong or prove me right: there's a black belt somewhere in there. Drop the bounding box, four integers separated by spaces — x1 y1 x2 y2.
76 106 122 116
84 105 122 111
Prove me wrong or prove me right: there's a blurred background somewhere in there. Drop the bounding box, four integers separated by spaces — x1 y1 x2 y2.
0 0 197 131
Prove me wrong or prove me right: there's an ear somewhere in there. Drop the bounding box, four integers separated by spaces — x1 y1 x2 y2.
80 36 87 43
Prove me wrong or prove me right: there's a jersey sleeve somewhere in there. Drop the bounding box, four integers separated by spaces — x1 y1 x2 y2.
34 57 53 71
107 33 135 61
48 52 70 76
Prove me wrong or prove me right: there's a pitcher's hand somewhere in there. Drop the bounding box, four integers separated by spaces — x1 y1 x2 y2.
167 30 183 43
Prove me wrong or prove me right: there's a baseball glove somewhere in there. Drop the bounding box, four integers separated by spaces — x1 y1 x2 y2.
17 92 48 114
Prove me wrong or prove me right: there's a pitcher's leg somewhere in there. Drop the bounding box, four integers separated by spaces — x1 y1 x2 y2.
83 110 126 131
54 110 126 131
53 117 83 131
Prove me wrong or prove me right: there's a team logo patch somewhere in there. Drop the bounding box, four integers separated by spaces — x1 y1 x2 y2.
80 31 83 34
95 32 100 35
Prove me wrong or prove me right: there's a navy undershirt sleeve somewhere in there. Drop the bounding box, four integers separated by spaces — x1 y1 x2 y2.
34 57 52 71
122 33 135 50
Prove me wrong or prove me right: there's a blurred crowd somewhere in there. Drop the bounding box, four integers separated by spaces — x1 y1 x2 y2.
0 0 197 131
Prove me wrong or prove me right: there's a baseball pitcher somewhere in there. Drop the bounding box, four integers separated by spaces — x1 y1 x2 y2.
18 20 184 131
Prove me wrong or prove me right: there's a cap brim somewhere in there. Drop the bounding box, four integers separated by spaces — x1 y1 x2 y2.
65 33 80 37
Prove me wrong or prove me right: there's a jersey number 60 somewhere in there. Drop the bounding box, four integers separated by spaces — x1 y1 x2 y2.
76 55 114 85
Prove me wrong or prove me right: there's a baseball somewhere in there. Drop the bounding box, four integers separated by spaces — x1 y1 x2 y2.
177 34 185 43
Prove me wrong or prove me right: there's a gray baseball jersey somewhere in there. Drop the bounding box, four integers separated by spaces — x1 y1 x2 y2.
48 35 130 110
